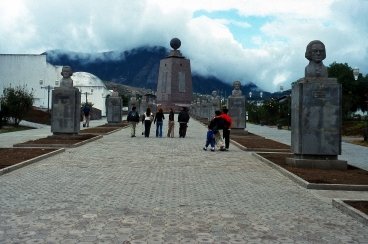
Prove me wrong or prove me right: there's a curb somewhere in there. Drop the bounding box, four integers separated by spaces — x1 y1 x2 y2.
0 148 65 176
332 199 368 226
252 153 368 191
80 128 122 135
231 139 291 152
13 135 103 148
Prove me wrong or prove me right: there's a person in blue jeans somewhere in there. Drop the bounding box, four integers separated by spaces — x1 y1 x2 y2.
154 107 165 137
203 125 215 151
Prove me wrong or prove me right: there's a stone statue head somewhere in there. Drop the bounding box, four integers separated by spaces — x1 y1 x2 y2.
61 66 73 78
212 90 218 97
233 80 241 90
305 40 326 63
304 40 328 77
232 80 242 96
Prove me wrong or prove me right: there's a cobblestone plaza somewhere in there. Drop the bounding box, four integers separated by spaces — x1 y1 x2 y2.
0 116 367 243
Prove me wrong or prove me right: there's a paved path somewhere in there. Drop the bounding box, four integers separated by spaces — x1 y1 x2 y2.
0 118 367 243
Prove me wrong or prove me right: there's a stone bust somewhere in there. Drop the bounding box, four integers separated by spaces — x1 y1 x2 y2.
305 40 328 78
211 90 220 106
232 80 242 96
59 66 74 88
211 90 218 99
111 86 119 97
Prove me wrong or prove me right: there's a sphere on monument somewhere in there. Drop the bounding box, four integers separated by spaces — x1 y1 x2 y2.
170 38 181 50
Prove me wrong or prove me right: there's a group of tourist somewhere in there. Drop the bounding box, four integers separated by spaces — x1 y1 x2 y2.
126 106 190 138
204 109 232 151
126 106 233 152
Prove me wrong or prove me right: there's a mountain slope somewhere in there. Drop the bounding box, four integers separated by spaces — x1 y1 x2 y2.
43 47 270 97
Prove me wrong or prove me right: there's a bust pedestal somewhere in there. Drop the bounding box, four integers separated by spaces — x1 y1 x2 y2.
227 96 247 134
106 97 122 126
286 77 347 169
50 87 81 138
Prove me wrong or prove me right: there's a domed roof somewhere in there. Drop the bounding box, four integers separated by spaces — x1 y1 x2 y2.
72 72 107 88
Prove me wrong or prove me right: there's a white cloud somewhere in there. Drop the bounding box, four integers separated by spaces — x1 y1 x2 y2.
0 0 367 92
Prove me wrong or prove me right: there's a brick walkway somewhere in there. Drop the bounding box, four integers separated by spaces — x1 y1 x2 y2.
0 117 367 243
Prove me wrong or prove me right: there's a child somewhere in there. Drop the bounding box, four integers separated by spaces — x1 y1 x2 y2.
203 125 215 151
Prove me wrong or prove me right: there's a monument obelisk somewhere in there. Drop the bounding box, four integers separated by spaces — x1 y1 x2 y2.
156 38 193 111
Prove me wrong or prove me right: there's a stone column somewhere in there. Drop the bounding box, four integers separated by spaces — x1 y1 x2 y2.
286 77 347 169
227 95 247 133
106 96 122 126
50 87 81 138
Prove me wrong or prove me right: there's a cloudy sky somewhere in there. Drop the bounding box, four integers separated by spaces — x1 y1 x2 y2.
1 0 367 92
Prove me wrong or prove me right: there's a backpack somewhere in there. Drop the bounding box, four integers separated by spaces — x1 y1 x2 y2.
128 111 138 121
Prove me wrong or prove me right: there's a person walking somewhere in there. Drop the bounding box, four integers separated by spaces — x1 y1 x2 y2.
82 103 91 127
127 106 139 137
203 125 215 151
142 107 154 137
209 110 226 151
221 108 233 150
178 107 190 138
167 108 175 138
154 107 165 137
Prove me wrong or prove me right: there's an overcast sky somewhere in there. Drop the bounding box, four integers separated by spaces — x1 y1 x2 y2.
1 0 367 92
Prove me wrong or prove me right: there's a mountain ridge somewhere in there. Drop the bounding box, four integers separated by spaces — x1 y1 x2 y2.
43 47 271 98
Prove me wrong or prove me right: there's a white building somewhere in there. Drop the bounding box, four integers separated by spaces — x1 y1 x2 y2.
73 72 111 116
0 54 111 116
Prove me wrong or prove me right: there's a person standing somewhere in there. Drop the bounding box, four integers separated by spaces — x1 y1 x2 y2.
127 106 139 137
221 108 233 150
178 107 190 138
209 110 225 151
167 108 175 138
82 103 91 127
142 107 154 137
154 107 165 137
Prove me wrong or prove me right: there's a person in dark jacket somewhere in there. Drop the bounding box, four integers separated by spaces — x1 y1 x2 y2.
154 107 165 137
178 107 190 138
127 106 139 137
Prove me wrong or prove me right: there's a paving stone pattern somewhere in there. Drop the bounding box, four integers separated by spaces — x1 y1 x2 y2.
0 117 367 243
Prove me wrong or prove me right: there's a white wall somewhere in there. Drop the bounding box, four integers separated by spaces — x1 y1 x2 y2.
0 55 110 116
0 54 60 109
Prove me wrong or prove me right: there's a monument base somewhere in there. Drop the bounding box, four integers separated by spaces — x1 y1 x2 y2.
231 128 248 135
48 133 85 140
286 154 347 169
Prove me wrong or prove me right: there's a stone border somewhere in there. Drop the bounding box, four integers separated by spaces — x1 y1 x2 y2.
231 139 291 152
0 148 65 176
13 135 103 148
80 127 122 135
252 153 368 191
332 199 368 226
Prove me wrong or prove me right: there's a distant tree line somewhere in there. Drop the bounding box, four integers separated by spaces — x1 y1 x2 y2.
247 62 368 127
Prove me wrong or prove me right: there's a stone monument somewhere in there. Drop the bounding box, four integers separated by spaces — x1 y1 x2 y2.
286 40 347 169
50 66 81 138
128 92 138 112
226 81 247 133
106 86 122 126
209 91 221 121
156 38 193 111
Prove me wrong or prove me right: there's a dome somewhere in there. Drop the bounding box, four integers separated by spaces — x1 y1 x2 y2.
72 72 107 88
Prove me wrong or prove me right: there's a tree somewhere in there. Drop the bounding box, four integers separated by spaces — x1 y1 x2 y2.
327 62 368 118
0 86 34 126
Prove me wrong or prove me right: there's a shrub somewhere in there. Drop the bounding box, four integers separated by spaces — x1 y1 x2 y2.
0 86 34 126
